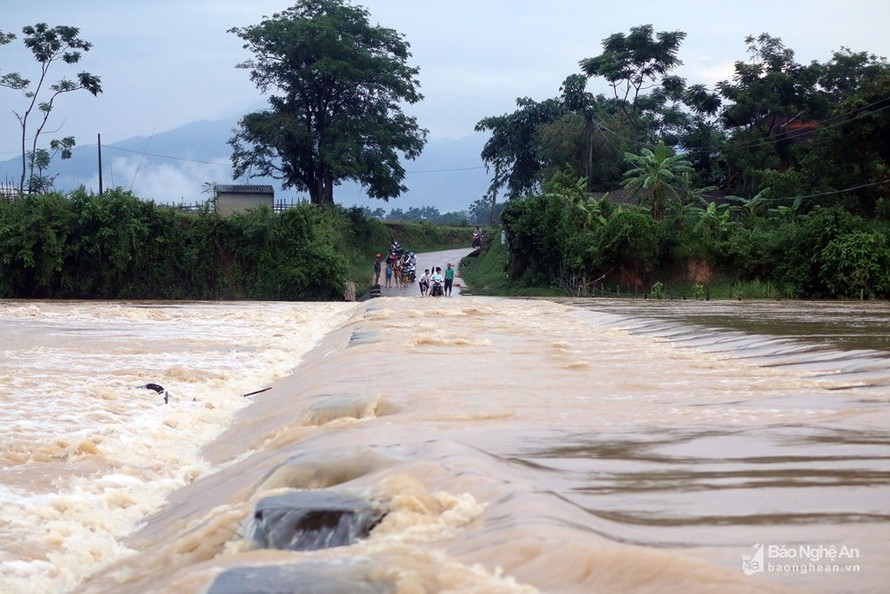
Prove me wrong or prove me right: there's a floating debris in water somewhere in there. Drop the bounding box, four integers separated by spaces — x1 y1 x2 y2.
134 383 169 404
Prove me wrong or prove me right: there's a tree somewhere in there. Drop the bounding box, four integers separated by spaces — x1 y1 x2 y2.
800 51 890 214
0 24 102 194
717 34 826 194
580 25 686 128
718 34 825 134
475 96 564 200
228 0 426 205
621 144 693 220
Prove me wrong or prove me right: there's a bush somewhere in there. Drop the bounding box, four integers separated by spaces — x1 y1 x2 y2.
818 231 890 298
650 281 665 299
595 210 659 273
500 194 568 286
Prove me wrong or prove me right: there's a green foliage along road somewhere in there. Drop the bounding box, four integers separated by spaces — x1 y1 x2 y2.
0 188 468 300
470 24 890 300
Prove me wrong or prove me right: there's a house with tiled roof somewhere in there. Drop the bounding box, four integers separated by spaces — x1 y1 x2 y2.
213 184 274 216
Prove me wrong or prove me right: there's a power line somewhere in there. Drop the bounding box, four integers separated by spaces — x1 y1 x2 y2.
648 169 890 207
100 144 230 166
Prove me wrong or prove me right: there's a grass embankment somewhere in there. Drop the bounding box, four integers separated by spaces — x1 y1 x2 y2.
459 236 782 300
459 240 565 297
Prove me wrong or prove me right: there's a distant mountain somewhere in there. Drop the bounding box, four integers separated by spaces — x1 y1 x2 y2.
0 117 491 213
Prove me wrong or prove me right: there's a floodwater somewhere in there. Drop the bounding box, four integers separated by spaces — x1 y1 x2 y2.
1 286 887 593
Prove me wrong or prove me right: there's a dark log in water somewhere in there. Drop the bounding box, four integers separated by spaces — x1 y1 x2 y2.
250 490 385 551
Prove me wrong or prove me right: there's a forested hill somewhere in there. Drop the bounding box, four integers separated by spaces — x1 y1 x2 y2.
0 118 489 214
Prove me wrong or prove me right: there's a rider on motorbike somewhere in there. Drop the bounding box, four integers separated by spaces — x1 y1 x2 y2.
429 266 444 297
472 226 482 248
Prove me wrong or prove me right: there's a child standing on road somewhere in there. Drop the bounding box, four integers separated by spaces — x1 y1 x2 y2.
393 256 403 288
418 269 430 296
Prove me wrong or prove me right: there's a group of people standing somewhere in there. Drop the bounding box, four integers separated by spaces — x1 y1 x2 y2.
373 248 455 297
375 248 416 288
418 263 454 297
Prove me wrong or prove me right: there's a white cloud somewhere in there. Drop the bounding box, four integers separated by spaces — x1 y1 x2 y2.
94 156 230 205
691 62 737 87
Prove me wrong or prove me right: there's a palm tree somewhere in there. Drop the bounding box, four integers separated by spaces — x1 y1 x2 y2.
621 144 693 220
727 189 770 220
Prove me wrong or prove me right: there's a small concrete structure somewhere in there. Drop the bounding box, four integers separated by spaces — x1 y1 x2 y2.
214 184 274 217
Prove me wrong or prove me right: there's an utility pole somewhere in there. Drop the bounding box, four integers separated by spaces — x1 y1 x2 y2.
97 133 103 196
489 163 501 226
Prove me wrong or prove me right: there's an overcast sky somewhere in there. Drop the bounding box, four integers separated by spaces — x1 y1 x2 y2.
2 1 889 203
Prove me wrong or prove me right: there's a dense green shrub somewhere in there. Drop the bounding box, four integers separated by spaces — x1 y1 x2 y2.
500 194 568 286
771 207 869 297
595 210 659 274
0 192 74 297
818 231 890 299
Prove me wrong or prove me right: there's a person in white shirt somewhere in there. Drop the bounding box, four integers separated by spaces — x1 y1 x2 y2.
418 268 430 296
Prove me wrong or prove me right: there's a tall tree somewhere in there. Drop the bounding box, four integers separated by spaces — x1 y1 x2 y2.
801 50 890 214
717 33 826 194
0 24 102 194
475 96 564 200
580 25 686 129
228 0 427 205
718 34 825 136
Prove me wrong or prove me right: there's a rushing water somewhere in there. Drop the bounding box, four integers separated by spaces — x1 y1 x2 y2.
0 293 887 593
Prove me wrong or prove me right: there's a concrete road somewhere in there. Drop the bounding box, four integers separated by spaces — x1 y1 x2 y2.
373 247 476 298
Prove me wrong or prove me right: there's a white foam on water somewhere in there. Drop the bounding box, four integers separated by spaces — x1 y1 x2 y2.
0 300 358 594
4 296 887 594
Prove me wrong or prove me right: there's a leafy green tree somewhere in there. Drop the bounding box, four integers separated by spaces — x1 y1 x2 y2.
718 34 826 134
385 205 440 222
542 167 610 230
621 144 693 220
468 195 505 225
727 189 770 221
0 24 102 194
580 25 686 130
475 97 564 200
360 206 387 219
537 108 626 191
0 192 74 296
26 137 76 193
717 33 825 194
554 74 627 189
691 200 733 239
771 206 867 296
228 0 426 205
799 51 890 215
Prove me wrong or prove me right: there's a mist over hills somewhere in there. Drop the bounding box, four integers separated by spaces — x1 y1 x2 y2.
0 116 491 213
